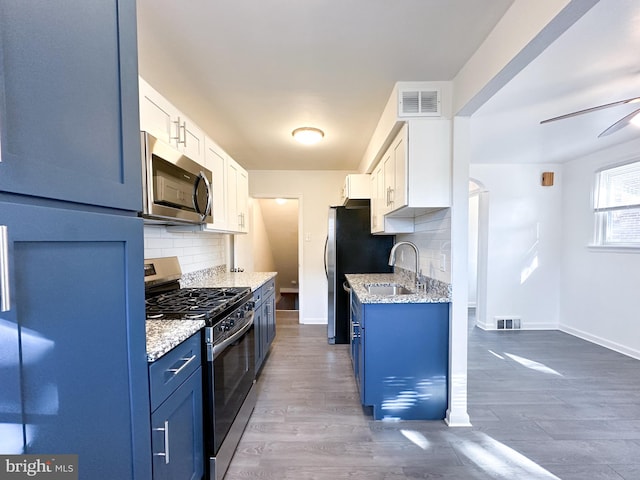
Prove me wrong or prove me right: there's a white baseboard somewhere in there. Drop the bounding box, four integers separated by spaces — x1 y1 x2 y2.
300 317 327 325
559 323 640 360
280 287 299 293
475 320 557 331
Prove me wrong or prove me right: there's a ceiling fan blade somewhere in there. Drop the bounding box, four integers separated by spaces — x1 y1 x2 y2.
598 106 640 137
540 96 640 124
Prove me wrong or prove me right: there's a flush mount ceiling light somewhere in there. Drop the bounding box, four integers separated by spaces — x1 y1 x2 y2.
292 127 324 145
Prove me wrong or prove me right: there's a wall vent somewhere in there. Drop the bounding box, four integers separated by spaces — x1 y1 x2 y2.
495 316 521 330
398 89 441 117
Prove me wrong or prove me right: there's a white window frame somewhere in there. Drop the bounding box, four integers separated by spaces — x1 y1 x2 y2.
592 159 640 250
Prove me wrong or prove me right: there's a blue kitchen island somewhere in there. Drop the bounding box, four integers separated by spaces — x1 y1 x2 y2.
346 273 451 421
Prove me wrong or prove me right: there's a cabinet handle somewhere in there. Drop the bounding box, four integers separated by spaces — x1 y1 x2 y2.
170 117 181 144
0 226 10 312
351 322 360 340
181 120 187 147
153 420 170 464
167 354 196 376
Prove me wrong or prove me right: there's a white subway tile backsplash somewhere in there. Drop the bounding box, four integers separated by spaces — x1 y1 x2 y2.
396 208 451 284
144 225 228 274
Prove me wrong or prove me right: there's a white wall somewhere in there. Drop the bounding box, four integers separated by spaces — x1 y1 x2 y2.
234 198 277 275
468 194 479 306
143 225 228 273
248 170 348 324
559 138 640 359
469 163 563 330
396 208 452 284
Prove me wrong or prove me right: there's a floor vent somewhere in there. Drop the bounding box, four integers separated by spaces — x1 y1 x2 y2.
495 317 521 330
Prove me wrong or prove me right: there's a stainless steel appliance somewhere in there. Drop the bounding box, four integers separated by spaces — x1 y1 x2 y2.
324 203 394 344
140 132 213 225
144 257 256 480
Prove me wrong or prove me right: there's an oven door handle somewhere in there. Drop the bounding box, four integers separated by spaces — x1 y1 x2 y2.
210 312 254 361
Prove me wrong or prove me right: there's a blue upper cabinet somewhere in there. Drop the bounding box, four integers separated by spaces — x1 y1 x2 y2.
0 0 142 211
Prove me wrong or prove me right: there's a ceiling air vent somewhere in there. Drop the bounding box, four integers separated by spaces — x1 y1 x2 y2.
399 89 440 117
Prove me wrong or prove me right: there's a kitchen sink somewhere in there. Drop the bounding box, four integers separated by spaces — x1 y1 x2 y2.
365 284 413 296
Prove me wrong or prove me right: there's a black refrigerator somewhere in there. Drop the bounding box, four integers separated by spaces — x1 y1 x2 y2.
325 203 394 344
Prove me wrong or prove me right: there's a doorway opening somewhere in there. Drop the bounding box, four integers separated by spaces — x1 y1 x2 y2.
255 198 300 315
469 179 489 330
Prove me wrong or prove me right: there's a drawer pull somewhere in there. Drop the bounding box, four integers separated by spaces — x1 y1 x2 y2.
0 226 10 312
153 420 170 464
167 354 196 376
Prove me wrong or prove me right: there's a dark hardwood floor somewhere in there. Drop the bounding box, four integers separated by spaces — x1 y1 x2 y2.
225 311 640 479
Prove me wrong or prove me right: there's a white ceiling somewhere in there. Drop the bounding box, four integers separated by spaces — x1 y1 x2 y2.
471 0 640 164
136 0 513 170
136 0 640 171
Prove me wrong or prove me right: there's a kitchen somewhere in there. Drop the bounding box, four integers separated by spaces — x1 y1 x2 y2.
2 1 640 480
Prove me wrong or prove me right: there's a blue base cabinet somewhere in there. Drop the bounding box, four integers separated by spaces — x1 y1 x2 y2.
254 277 276 374
0 201 151 478
351 294 449 421
149 334 203 480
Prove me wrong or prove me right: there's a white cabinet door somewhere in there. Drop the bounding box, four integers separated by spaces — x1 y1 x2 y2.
237 167 249 233
138 77 205 163
370 165 384 234
182 120 204 163
381 148 394 214
139 77 176 144
226 158 249 233
392 129 407 210
203 137 228 231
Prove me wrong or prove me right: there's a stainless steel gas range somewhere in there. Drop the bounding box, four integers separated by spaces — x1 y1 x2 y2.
144 257 256 480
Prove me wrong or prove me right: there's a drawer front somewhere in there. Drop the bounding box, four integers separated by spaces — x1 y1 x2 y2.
149 332 201 411
253 284 264 306
262 278 276 298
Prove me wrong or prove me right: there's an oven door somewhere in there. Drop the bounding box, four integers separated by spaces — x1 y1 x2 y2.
207 321 256 455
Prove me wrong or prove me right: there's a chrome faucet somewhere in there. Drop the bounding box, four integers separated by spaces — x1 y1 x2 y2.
388 241 423 290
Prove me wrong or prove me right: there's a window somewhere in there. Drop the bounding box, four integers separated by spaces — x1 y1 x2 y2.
594 160 640 247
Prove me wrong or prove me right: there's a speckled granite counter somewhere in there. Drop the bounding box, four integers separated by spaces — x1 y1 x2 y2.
181 270 277 292
345 272 451 304
146 270 277 362
146 319 205 362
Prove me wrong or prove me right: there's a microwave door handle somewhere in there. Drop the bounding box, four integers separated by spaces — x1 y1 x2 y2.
193 171 212 220
202 172 212 217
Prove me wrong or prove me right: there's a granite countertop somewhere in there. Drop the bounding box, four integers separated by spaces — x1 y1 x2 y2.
181 271 277 292
345 272 451 304
146 270 277 362
146 319 205 362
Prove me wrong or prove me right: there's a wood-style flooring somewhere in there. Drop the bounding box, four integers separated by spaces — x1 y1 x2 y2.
225 310 640 479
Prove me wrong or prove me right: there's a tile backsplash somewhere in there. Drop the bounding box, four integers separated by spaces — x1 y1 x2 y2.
143 225 228 274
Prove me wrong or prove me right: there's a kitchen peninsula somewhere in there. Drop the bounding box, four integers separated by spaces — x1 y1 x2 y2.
346 272 451 421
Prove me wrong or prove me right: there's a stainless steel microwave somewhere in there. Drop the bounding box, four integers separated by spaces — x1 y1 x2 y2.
140 132 213 225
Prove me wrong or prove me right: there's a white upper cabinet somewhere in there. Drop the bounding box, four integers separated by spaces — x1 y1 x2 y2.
342 174 370 206
388 119 451 215
139 76 249 234
203 137 228 231
226 158 249 234
369 119 451 234
370 164 385 234
138 77 204 163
